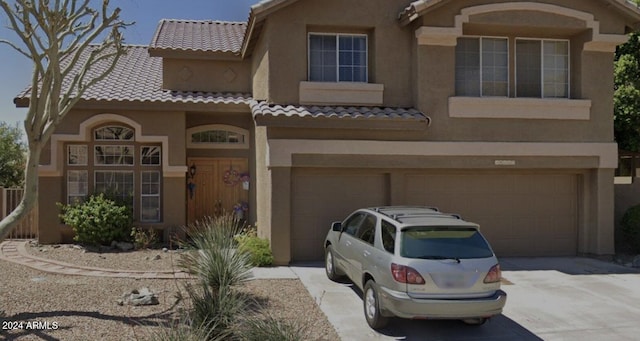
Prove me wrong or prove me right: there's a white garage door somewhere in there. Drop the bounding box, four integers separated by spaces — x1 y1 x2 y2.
291 169 387 261
405 173 578 257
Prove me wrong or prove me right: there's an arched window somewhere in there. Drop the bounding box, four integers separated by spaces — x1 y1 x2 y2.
187 125 250 149
65 123 162 223
94 125 135 141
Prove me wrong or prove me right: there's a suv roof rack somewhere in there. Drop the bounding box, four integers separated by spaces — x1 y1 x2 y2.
396 213 463 221
371 206 460 223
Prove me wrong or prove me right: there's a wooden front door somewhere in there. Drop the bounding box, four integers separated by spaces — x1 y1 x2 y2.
187 158 249 225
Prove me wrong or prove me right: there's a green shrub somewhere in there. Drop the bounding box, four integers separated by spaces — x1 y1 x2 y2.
131 227 159 249
621 204 640 253
237 235 274 267
59 193 132 246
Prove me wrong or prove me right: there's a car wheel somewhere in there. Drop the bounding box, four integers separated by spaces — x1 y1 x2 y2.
325 245 340 281
363 280 390 329
462 318 488 326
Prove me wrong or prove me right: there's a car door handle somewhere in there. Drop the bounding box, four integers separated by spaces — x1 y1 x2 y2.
363 250 371 257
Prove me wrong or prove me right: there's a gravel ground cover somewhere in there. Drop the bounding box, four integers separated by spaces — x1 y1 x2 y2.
2 243 340 340
25 243 179 271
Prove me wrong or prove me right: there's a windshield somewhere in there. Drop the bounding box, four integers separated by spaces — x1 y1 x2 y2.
400 226 494 259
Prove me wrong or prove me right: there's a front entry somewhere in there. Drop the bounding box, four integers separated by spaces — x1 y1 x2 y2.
187 157 249 225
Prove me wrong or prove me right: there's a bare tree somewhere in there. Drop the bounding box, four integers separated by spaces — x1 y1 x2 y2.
0 0 129 241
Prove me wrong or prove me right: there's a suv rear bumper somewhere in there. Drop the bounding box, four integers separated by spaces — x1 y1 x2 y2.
378 287 507 319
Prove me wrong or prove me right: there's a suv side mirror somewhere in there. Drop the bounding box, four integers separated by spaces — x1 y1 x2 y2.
331 221 342 232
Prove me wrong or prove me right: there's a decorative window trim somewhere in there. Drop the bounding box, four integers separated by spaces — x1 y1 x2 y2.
41 113 187 177
186 125 250 149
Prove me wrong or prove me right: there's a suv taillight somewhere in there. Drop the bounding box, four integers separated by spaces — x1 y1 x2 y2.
483 264 502 283
391 263 425 284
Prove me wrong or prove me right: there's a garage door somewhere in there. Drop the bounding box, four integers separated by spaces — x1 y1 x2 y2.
405 173 578 257
291 169 387 261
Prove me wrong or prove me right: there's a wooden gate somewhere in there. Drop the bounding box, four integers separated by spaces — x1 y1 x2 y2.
1 188 38 239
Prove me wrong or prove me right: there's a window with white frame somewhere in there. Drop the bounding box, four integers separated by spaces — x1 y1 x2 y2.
141 171 161 222
141 146 161 166
309 33 368 82
516 39 569 98
64 124 163 223
95 171 135 207
67 170 88 204
187 125 250 149
67 145 88 166
455 37 509 97
455 36 570 99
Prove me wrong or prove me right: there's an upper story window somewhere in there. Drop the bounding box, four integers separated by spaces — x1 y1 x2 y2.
455 37 508 97
455 36 569 99
308 33 368 82
516 39 569 98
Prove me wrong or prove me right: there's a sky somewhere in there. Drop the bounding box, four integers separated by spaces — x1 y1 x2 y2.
0 0 256 131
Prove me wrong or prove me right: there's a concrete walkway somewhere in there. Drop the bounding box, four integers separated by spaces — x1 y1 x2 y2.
0 240 297 280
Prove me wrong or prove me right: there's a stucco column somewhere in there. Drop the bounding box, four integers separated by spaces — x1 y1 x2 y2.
592 168 616 255
38 177 63 244
269 167 292 265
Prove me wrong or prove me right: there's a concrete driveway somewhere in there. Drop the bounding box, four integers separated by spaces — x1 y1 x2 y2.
290 258 640 341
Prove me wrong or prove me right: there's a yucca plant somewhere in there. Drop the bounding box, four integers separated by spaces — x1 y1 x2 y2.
150 317 229 341
184 281 248 339
178 214 253 290
239 314 308 341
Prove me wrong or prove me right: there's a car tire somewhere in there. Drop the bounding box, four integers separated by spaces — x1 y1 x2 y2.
325 245 341 281
462 318 488 326
363 280 390 329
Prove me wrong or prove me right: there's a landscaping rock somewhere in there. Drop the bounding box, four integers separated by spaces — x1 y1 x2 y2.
162 247 168 253
115 242 134 251
72 245 83 250
117 288 159 306
632 256 640 268
153 255 161 260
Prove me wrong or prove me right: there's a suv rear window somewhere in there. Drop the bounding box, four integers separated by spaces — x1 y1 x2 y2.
400 227 493 259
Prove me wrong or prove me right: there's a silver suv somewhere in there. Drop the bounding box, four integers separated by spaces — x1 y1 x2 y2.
324 206 507 329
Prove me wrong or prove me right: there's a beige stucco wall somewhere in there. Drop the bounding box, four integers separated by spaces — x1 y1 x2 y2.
255 0 415 107
251 22 270 101
163 58 251 93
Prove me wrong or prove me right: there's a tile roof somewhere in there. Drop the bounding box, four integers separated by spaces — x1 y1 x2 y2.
250 101 430 123
150 19 246 54
16 45 252 106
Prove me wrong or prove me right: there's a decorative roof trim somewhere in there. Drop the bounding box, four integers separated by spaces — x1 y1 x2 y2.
412 2 631 52
399 0 640 26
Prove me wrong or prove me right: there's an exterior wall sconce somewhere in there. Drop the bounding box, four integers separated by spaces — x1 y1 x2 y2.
189 164 197 178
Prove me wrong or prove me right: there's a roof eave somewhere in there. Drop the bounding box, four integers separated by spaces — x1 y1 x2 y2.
148 48 243 61
241 0 300 58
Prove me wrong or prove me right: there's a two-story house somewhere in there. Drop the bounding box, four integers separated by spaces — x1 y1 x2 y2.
20 0 640 265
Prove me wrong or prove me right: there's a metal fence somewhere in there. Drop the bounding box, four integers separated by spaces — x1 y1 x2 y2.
1 188 38 239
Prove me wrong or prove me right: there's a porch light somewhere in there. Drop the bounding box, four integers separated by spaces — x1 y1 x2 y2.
189 164 197 178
